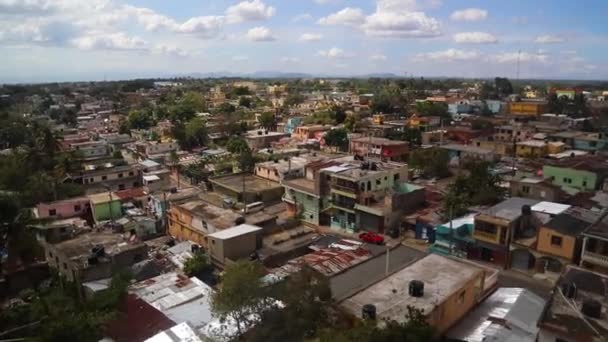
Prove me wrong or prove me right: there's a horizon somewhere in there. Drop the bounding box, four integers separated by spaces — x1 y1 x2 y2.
1 0 607 83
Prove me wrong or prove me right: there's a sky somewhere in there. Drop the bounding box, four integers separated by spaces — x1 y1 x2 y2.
0 0 607 83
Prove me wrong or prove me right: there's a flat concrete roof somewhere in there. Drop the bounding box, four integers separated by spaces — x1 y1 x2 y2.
210 173 282 193
341 254 483 322
207 224 262 240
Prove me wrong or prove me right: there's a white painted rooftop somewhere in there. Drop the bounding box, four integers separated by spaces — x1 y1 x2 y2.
531 201 571 215
207 224 262 240
145 322 203 342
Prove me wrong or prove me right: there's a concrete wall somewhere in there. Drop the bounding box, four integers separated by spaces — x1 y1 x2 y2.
543 165 598 191
92 200 122 222
36 198 90 219
536 227 578 261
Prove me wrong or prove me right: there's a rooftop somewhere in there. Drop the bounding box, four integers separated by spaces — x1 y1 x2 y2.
282 177 318 196
177 201 243 230
480 197 539 221
51 232 145 267
290 239 373 277
440 144 494 155
543 207 600 236
209 173 282 193
88 192 120 204
341 254 483 322
539 266 608 340
207 224 262 240
350 136 408 146
517 140 547 147
446 288 546 342
130 272 214 330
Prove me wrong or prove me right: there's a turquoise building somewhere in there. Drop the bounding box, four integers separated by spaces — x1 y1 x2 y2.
429 214 476 259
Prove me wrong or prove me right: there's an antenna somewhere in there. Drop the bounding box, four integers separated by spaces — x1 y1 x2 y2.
516 49 521 81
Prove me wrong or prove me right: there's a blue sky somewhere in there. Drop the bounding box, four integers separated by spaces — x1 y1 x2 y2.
0 0 606 82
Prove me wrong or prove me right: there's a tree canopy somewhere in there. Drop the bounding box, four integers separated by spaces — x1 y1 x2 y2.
408 147 450 178
324 128 349 152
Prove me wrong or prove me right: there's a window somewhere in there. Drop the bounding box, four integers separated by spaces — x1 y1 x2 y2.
128 171 134 176
63 262 68 270
394 173 400 181
522 186 530 194
551 235 563 247
457 290 466 304
203 221 208 229
74 205 81 212
118 173 123 178
563 177 572 184
49 209 57 216
583 180 587 187
101 176 107 181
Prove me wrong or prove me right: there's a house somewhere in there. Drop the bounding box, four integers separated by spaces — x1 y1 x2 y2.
471 197 539 268
349 137 409 162
510 206 598 274
69 140 110 160
43 232 147 285
472 138 514 157
283 117 303 134
254 156 312 183
32 217 89 244
147 187 201 221
209 172 284 204
429 214 476 259
538 266 608 342
88 192 122 223
206 224 262 267
543 156 608 193
580 213 608 275
341 254 485 334
516 140 548 158
446 288 546 342
509 177 564 202
493 124 536 142
440 144 497 164
292 125 330 141
134 140 179 160
34 197 91 219
244 129 289 151
75 163 141 193
508 101 548 118
168 201 244 248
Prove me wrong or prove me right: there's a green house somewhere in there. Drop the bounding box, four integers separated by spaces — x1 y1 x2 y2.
543 160 608 193
88 192 122 223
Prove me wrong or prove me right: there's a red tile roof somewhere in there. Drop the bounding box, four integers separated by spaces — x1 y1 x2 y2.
105 294 175 342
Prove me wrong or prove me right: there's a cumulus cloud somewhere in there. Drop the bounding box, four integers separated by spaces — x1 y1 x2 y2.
318 47 351 58
318 7 365 26
453 32 497 44
232 55 249 61
492 51 549 63
300 33 323 41
155 44 188 57
370 54 387 61
413 49 480 62
246 26 276 41
225 0 275 24
535 35 565 44
450 8 488 21
71 31 147 51
362 10 441 38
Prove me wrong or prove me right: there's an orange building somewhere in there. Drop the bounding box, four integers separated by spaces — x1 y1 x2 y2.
508 101 548 118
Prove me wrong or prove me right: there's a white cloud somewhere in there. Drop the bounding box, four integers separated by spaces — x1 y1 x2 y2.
370 54 387 61
450 8 488 21
413 49 480 62
362 11 441 38
318 7 365 26
232 55 249 61
314 0 340 4
155 44 188 57
535 35 565 44
318 47 351 59
225 0 275 24
292 13 313 22
71 31 147 51
453 32 497 44
300 33 323 41
492 51 549 63
280 57 300 63
246 26 276 41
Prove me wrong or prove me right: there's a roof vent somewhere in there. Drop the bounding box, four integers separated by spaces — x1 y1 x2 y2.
409 280 424 297
362 304 377 320
582 299 602 319
561 282 577 299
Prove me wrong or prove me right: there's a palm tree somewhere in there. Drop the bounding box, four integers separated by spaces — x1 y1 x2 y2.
0 195 43 274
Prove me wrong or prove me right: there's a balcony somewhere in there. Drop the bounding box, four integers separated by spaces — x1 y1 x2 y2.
473 230 499 244
331 183 358 194
582 251 608 267
332 200 355 211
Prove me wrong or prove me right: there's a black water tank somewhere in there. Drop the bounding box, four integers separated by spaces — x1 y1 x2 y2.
409 280 424 297
582 299 602 319
362 304 377 320
88 256 98 265
561 282 577 299
191 244 200 253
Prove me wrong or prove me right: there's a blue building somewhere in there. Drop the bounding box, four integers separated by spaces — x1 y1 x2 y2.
429 214 476 259
284 117 303 134
485 100 504 114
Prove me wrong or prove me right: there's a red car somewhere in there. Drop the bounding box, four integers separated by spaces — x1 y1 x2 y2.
359 232 384 245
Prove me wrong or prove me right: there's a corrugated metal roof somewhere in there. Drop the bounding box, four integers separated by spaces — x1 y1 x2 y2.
446 288 546 342
145 322 203 342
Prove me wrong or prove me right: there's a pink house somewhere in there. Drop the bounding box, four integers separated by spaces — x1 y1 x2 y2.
35 197 91 219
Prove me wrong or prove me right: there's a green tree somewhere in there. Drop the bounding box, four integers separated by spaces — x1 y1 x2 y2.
324 128 348 152
408 147 450 178
343 113 360 133
284 93 305 107
210 260 270 339
226 137 250 154
184 117 208 149
233 86 251 96
258 112 275 130
238 97 252 108
127 110 152 130
416 101 448 118
183 252 213 278
371 86 408 114
215 103 236 115
494 77 513 97
331 105 347 124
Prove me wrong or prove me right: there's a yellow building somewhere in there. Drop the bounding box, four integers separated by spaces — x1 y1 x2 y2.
515 140 548 158
508 101 548 118
372 114 385 125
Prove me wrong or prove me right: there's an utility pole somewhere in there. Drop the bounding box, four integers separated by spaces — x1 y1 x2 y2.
385 245 390 276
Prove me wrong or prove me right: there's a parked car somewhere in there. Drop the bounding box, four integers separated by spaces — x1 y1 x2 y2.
359 231 384 245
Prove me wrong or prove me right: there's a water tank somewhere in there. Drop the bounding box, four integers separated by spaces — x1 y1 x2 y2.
191 244 200 254
409 280 424 297
170 187 178 193
582 299 602 319
561 282 577 299
88 256 98 265
362 304 377 320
